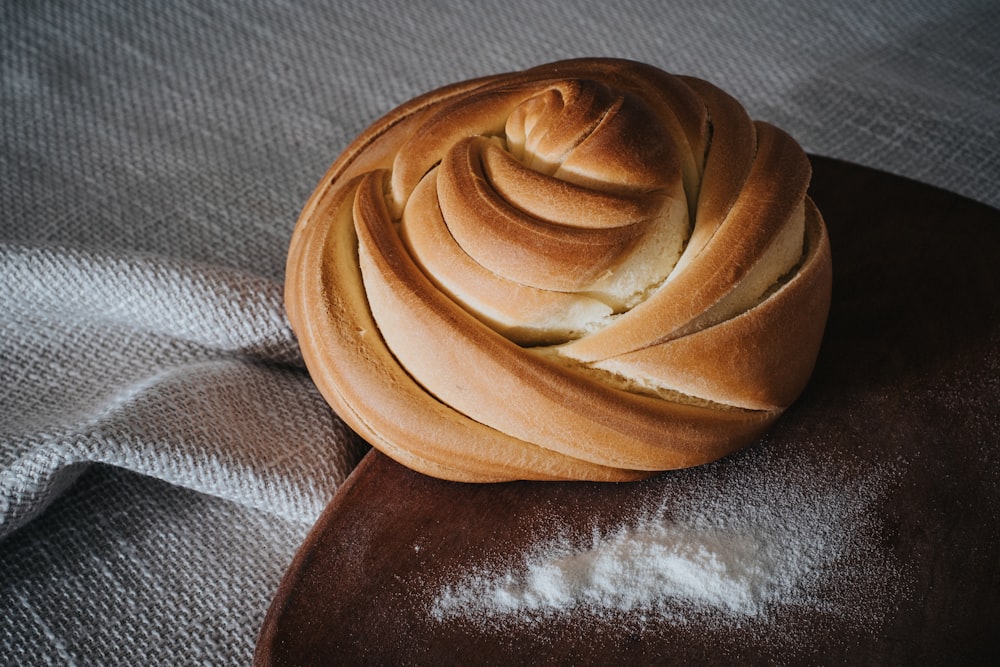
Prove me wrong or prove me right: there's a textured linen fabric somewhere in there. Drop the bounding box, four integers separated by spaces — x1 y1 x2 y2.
2 0 998 664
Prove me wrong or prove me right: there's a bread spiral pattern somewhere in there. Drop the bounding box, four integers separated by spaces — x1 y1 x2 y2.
286 58 832 482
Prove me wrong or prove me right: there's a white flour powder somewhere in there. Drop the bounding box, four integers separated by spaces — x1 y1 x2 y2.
429 447 905 629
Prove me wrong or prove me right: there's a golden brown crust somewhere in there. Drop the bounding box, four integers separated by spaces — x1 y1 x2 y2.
285 58 833 482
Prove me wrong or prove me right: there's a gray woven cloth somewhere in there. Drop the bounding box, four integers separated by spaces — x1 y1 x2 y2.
2 0 998 664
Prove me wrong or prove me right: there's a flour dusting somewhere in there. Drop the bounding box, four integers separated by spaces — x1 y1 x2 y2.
429 449 905 629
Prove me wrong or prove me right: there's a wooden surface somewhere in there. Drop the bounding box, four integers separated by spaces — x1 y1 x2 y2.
256 156 1000 665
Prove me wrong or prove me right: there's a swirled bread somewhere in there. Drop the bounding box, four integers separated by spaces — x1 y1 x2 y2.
286 58 833 482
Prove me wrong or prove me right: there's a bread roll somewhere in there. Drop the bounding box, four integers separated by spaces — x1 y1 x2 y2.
285 58 832 482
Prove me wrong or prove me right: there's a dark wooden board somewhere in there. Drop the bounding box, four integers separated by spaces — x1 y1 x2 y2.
256 156 1000 665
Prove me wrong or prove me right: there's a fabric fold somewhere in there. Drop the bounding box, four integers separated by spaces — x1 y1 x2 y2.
1 243 368 539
